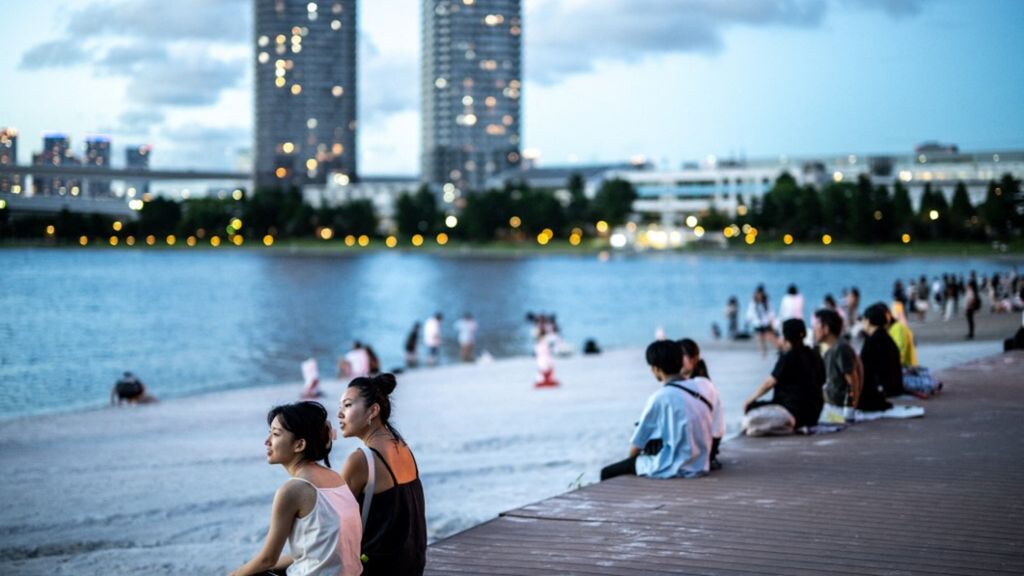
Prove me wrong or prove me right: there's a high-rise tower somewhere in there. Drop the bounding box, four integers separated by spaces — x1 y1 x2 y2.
254 0 357 189
0 128 20 193
84 135 112 197
422 0 522 195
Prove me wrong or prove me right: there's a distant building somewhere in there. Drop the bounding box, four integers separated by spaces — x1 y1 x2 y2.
0 128 21 193
253 0 357 188
84 135 112 197
125 144 152 196
422 0 522 195
305 173 420 232
33 133 81 196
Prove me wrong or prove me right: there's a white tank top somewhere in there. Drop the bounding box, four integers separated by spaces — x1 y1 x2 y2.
287 478 363 576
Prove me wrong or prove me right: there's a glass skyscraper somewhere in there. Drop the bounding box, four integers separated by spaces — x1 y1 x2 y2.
422 0 522 194
0 128 20 194
125 144 152 196
254 0 357 189
85 135 112 197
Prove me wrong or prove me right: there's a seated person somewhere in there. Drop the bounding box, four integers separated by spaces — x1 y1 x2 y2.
861 303 904 402
600 340 713 481
887 302 941 397
742 319 824 429
110 371 158 405
678 338 724 470
814 309 862 415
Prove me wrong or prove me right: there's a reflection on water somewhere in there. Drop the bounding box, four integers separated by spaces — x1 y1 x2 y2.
0 248 1012 419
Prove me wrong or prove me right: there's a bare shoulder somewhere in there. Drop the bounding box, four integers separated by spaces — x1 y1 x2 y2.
277 477 315 503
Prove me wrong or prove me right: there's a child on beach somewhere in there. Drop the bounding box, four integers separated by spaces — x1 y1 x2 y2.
600 340 714 481
338 373 427 576
230 401 361 576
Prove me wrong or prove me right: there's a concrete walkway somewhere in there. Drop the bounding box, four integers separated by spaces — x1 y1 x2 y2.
426 351 1024 575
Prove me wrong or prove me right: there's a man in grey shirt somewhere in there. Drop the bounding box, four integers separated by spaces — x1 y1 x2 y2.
814 308 861 410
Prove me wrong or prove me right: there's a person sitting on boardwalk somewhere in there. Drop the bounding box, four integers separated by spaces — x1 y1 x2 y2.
230 401 362 576
814 309 862 419
678 338 724 470
600 340 713 481
861 303 905 401
888 302 941 397
338 374 426 576
742 319 825 431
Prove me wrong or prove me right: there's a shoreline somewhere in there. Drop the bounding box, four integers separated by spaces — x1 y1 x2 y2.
2 329 1012 573
2 240 1021 262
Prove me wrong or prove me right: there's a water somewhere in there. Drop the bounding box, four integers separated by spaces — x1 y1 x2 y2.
0 248 1014 420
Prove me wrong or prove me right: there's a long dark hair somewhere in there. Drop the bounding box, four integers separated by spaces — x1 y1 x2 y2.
678 338 710 380
267 401 333 467
348 373 404 443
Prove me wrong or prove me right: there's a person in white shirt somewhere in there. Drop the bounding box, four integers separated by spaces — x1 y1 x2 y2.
779 283 805 323
454 313 478 362
230 401 362 576
338 341 370 378
422 313 443 365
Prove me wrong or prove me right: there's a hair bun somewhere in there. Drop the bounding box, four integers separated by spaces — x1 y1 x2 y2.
373 373 397 395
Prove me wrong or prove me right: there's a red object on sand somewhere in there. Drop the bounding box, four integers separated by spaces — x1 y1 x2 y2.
534 369 559 388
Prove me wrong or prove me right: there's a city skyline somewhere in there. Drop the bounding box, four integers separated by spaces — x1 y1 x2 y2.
2 0 1023 176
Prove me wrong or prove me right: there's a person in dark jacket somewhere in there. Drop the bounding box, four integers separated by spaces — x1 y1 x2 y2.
859 303 901 410
743 319 825 429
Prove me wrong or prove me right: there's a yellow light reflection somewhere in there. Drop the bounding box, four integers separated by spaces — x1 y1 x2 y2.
109 236 119 246
79 236 89 246
822 234 833 246
112 221 123 232
344 235 355 247
357 235 369 247
210 236 221 247
411 234 424 247
166 235 177 246
783 234 794 245
596 220 609 233
385 236 398 248
901 233 911 244
263 235 274 247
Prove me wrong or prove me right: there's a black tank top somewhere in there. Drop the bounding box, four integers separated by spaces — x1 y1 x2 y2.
357 446 427 576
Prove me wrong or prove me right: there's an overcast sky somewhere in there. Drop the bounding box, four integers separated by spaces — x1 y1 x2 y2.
2 0 1023 175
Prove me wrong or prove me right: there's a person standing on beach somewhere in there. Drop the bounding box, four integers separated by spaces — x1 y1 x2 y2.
746 285 777 356
600 340 713 481
338 341 371 379
423 313 443 365
965 279 981 339
454 312 478 362
844 287 861 338
338 374 427 576
404 322 420 368
779 284 805 324
725 297 739 339
534 322 560 387
742 319 824 429
230 401 362 576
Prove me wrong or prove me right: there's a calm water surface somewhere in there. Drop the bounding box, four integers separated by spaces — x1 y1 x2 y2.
0 248 1014 419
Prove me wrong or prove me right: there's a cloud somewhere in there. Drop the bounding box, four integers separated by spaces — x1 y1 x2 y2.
19 39 90 69
157 125 251 170
97 43 169 75
65 0 249 43
117 109 166 135
359 34 419 123
525 0 924 84
125 55 247 107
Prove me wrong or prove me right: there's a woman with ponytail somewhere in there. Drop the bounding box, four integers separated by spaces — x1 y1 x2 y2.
338 373 426 576
230 401 362 576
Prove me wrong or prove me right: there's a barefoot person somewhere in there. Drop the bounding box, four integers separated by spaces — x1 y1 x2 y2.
338 374 426 576
230 401 362 576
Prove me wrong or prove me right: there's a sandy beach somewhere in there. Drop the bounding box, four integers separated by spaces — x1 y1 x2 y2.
1 311 1019 574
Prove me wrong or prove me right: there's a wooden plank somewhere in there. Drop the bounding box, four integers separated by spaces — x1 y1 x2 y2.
426 351 1024 575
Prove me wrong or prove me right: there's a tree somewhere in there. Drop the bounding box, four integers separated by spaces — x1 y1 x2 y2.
591 178 636 227
982 174 1021 240
891 181 913 235
948 181 976 240
820 182 850 240
138 197 182 237
869 184 893 242
395 185 440 236
847 175 875 243
917 183 949 240
460 188 515 241
565 173 590 227
319 200 378 237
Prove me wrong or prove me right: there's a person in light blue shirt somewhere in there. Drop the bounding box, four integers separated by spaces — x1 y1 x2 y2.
600 340 714 481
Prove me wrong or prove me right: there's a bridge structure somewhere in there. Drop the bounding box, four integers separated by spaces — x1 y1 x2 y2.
0 164 252 218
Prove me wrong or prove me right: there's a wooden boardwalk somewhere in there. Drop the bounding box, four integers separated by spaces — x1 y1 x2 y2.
426 351 1024 575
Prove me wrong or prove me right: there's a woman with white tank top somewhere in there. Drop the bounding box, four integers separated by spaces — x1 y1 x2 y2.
229 401 362 576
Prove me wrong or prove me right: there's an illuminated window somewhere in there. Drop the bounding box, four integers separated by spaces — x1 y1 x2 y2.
282 142 295 153
332 143 343 155
486 124 505 135
275 167 288 178
306 158 318 170
291 84 302 95
258 35 269 47
462 95 474 106
332 85 344 97
502 115 514 126
258 52 269 64
435 77 448 89
307 118 318 129
484 14 504 26
485 96 497 107
307 2 317 12
276 35 286 44
331 19 341 30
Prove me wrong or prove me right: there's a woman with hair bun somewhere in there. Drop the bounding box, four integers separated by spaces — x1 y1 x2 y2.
338 373 426 576
230 401 362 576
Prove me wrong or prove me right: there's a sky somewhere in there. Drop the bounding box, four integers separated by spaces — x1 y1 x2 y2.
2 0 1023 175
